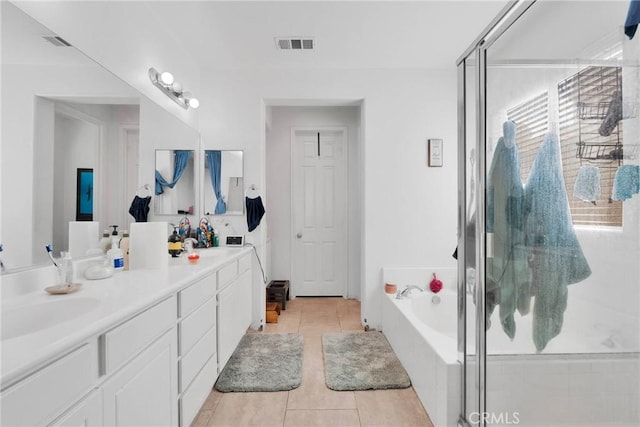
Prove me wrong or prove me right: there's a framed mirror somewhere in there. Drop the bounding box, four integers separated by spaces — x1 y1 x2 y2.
154 149 195 215
203 150 244 215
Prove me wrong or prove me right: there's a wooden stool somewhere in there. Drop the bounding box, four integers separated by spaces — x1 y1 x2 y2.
266 302 280 323
267 280 290 310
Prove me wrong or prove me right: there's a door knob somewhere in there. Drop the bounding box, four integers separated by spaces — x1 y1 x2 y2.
296 233 303 239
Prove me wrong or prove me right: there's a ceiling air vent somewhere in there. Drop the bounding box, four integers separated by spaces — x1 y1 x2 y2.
42 35 72 47
275 37 314 51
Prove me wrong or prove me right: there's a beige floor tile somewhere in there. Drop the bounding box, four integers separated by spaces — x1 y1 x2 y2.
299 323 342 335
282 298 303 312
200 298 433 427
287 365 357 410
284 409 360 427
355 388 434 427
190 409 213 427
207 391 288 427
302 335 324 369
200 390 223 410
339 318 365 332
263 311 301 333
301 298 340 311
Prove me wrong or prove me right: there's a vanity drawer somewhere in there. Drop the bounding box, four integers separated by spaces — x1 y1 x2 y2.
180 352 217 427
179 274 216 317
238 253 252 275
103 296 176 374
217 260 238 290
179 296 216 356
1 343 97 426
179 325 216 393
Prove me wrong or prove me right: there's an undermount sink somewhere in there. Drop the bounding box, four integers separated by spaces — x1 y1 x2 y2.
1 297 101 341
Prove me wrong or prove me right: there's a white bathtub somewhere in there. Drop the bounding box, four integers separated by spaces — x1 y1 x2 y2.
381 268 640 427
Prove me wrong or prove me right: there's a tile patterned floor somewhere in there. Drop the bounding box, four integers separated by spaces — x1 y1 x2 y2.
193 297 434 427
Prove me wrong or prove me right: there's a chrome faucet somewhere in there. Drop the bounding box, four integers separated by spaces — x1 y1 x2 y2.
396 285 424 299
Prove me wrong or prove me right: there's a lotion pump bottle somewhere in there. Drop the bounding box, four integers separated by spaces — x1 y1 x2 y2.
107 225 124 271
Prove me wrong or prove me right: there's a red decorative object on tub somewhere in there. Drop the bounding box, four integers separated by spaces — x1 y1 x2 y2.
429 273 443 293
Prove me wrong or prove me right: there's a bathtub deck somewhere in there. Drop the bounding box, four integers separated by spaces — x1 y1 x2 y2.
192 297 434 427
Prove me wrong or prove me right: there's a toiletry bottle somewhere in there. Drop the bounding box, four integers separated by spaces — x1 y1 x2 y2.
168 226 182 257
120 230 130 270
107 225 124 271
99 229 112 253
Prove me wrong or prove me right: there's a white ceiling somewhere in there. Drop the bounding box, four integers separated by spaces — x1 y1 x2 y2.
1 1 92 66
146 1 510 70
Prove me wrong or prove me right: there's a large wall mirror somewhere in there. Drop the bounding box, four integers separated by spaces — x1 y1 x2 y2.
203 150 244 215
154 149 196 215
1 2 199 271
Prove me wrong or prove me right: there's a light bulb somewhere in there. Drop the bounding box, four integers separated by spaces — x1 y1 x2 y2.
188 98 200 109
171 81 183 94
160 71 174 85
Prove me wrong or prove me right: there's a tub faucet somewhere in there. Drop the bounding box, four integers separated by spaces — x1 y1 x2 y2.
396 285 424 299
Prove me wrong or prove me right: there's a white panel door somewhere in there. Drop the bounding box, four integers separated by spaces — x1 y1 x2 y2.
292 129 347 296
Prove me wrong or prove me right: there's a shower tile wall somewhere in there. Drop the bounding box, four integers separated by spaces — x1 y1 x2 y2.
470 356 640 426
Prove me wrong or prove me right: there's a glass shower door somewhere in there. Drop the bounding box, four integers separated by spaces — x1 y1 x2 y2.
482 1 640 425
458 1 640 426
457 51 480 425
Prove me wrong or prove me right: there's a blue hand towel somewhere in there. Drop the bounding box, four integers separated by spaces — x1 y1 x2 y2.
573 165 601 202
524 132 591 352
612 165 640 201
625 0 640 39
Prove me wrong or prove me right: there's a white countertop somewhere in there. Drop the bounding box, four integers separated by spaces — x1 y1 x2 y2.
1 246 252 388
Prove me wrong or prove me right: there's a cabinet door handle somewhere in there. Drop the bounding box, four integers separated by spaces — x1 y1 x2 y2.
296 233 303 239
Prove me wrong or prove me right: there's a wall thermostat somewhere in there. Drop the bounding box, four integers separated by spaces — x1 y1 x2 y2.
226 235 245 246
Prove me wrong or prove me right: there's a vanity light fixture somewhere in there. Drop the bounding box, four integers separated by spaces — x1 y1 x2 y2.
148 67 199 110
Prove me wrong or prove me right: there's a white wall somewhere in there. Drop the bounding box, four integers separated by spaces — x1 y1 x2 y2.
266 106 362 299
53 114 98 254
199 68 459 329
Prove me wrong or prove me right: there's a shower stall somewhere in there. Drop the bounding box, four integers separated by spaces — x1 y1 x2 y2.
457 1 640 425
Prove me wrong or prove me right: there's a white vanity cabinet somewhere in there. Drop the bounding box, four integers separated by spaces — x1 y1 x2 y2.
1 248 254 427
217 254 253 371
101 295 178 427
102 328 178 427
0 342 99 426
177 274 217 427
49 389 102 427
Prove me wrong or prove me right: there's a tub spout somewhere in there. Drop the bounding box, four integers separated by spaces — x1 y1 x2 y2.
396 285 424 299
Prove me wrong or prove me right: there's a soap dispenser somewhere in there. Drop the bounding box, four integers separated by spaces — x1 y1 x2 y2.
107 225 124 272
168 225 182 257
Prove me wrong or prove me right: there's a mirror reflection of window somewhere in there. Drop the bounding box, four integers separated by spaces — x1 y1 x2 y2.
154 149 195 215
204 150 244 215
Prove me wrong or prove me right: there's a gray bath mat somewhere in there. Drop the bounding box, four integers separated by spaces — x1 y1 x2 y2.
215 333 303 392
322 331 411 391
